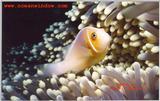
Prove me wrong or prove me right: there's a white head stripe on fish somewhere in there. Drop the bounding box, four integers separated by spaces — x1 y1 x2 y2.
87 30 99 53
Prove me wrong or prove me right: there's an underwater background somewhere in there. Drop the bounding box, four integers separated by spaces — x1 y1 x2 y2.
2 1 159 100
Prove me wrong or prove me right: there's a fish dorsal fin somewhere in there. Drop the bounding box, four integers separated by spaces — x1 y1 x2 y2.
63 45 71 59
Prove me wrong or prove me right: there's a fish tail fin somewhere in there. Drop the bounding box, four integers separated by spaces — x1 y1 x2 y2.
37 61 66 76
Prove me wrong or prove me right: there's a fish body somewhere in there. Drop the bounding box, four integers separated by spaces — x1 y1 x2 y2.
39 26 111 76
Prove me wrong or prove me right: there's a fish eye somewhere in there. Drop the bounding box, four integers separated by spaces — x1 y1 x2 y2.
91 32 97 40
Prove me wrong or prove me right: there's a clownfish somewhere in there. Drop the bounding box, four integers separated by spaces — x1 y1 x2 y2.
38 26 111 76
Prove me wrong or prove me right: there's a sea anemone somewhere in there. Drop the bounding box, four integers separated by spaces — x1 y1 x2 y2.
2 1 159 100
